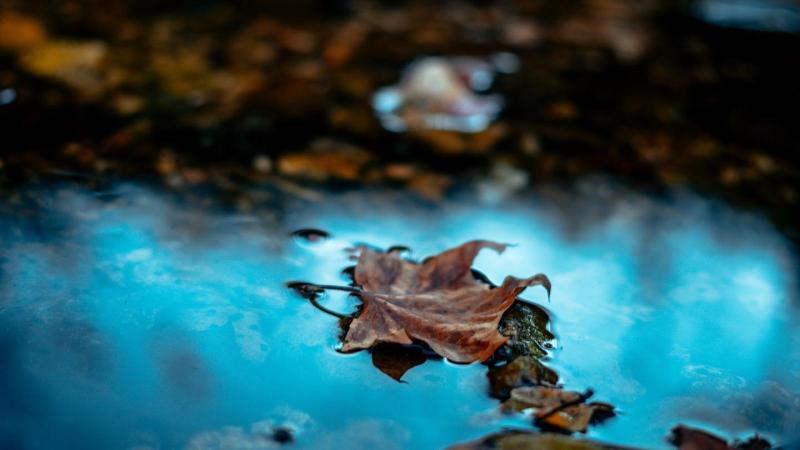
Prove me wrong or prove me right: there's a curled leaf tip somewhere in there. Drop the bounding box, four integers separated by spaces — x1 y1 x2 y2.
535 273 552 299
514 273 551 299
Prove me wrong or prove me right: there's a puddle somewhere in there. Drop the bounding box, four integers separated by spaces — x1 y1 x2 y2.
1 181 798 449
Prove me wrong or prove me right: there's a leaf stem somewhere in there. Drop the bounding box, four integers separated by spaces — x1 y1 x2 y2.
307 295 353 319
310 284 362 293
286 281 360 319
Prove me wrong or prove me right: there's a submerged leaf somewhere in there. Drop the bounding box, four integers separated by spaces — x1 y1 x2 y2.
503 386 615 433
487 356 559 399
447 430 628 450
340 240 551 363
669 425 772 450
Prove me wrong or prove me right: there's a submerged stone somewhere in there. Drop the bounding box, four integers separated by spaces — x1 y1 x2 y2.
447 430 621 450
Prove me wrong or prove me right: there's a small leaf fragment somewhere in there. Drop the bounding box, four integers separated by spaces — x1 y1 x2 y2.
502 386 615 433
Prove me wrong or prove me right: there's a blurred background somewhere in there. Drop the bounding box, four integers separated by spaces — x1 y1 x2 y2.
1 0 799 239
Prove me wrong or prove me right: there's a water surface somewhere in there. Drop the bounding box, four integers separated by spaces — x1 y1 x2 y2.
1 180 798 449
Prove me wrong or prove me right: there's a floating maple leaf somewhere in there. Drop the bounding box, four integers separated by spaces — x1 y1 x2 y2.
340 240 551 363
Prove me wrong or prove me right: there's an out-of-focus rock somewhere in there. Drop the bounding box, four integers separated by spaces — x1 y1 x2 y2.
372 56 507 133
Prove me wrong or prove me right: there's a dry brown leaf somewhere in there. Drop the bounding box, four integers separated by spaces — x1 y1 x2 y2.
340 240 550 363
503 386 615 433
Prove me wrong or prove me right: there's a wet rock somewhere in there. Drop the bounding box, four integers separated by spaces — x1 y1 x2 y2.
495 301 555 362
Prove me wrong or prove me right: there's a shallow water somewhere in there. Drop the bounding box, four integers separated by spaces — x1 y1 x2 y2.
1 181 798 450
